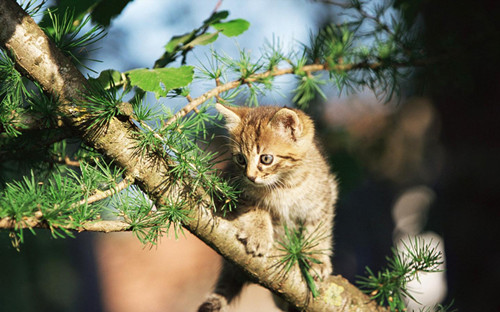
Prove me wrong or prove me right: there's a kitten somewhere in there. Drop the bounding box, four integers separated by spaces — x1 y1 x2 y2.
198 104 337 312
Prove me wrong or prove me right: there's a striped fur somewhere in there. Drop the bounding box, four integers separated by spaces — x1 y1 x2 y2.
198 104 337 312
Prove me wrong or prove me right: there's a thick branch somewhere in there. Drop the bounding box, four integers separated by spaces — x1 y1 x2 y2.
0 1 387 311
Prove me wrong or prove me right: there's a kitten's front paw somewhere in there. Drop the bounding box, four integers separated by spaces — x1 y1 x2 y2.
237 230 273 257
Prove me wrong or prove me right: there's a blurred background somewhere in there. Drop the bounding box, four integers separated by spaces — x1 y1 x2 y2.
1 0 499 311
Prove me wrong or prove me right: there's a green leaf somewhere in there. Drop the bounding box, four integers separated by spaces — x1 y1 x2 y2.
186 32 219 48
126 66 194 98
212 19 250 37
165 33 194 53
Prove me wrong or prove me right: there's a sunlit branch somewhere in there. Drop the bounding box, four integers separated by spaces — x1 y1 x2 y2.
74 175 135 207
164 60 418 127
0 217 131 232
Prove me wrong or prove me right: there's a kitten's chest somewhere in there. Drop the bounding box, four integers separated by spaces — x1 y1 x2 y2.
245 180 327 226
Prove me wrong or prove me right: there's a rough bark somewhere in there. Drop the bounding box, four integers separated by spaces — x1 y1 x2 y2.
0 1 387 311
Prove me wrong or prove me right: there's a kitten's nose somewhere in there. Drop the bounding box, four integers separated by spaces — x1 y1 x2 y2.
246 175 257 183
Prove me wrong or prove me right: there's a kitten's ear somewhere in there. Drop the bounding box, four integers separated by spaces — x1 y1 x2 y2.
216 103 241 132
270 108 303 140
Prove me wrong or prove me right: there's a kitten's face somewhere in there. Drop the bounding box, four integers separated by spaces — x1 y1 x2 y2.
230 133 289 187
216 104 314 188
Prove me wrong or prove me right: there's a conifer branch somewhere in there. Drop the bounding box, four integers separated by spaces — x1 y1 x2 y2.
0 217 131 233
73 175 135 207
164 60 419 126
0 1 390 310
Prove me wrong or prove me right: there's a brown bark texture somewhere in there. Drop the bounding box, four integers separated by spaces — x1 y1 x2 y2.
0 1 388 311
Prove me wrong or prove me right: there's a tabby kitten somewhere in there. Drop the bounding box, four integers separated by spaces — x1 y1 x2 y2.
198 104 337 312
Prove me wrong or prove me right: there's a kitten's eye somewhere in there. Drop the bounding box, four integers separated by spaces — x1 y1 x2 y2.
234 154 246 166
260 154 274 165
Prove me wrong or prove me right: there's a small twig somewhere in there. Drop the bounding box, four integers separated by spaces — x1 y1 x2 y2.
163 59 423 127
214 77 225 103
51 155 81 167
212 0 223 14
163 65 321 127
164 79 240 127
0 217 132 233
74 175 135 207
64 155 80 167
79 220 131 232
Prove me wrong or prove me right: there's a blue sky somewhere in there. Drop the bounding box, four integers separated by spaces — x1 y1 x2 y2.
82 1 337 108
91 0 331 73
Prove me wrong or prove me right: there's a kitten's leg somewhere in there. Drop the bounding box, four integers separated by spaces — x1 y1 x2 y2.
235 208 274 256
199 209 273 311
198 261 247 312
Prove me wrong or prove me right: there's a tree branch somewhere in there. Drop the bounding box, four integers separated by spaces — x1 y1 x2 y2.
0 217 131 233
73 175 135 207
0 1 387 311
164 64 351 126
164 56 425 127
